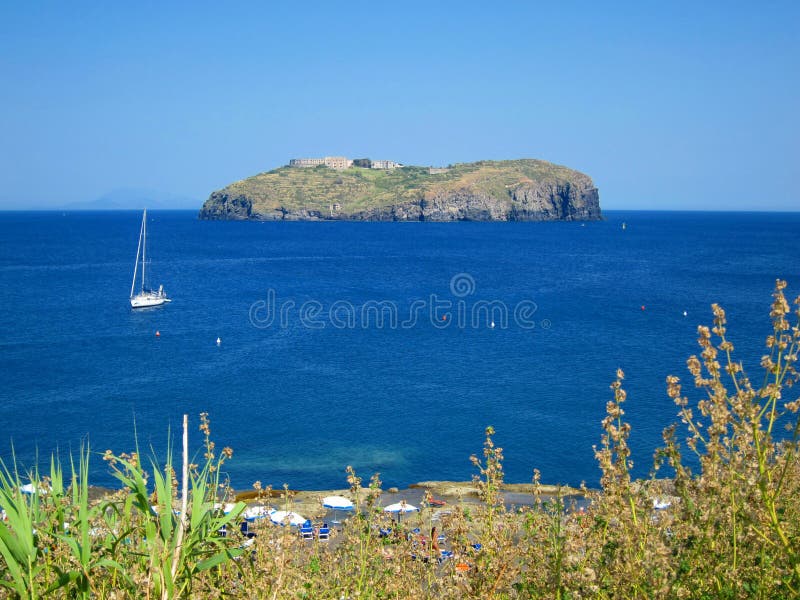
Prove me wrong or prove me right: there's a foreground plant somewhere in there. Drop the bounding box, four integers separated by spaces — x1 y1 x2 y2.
0 414 246 600
102 414 246 599
0 457 47 600
658 280 800 597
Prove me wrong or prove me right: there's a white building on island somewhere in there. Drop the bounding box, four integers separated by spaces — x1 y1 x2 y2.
289 156 354 170
288 156 405 170
371 160 403 170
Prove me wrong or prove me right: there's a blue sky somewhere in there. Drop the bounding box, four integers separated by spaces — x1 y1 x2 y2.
0 1 797 210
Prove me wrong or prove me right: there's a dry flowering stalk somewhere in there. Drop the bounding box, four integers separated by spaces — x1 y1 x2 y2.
654 280 800 596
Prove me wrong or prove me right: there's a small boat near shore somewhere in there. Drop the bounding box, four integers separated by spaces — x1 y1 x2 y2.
130 209 171 309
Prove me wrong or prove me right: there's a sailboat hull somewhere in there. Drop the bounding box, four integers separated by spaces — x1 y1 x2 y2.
130 293 170 309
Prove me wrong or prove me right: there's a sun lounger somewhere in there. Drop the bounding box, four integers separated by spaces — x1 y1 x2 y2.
240 520 256 539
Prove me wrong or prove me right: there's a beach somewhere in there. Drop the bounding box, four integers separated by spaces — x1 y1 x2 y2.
230 480 587 523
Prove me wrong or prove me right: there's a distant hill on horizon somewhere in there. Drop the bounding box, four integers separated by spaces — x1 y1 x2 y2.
56 188 199 211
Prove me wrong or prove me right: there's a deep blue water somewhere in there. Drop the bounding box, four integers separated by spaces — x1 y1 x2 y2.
1 210 798 491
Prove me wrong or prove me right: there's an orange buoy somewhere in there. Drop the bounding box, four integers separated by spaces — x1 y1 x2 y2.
442 315 447 321
155 330 161 337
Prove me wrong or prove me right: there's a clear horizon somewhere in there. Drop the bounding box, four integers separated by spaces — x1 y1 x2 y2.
1 1 797 211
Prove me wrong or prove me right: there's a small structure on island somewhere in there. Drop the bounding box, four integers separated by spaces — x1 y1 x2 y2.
371 159 403 170
289 156 354 170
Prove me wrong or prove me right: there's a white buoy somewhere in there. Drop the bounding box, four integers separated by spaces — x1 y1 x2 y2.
216 337 221 346
490 320 495 329
683 311 687 317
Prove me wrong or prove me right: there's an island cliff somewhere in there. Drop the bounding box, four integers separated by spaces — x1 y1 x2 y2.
199 159 601 222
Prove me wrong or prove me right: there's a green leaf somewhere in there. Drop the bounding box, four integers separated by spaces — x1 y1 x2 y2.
0 537 26 594
194 547 244 572
0 521 35 565
46 569 82 594
95 558 135 586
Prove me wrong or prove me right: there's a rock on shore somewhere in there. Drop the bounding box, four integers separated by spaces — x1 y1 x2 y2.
409 480 583 497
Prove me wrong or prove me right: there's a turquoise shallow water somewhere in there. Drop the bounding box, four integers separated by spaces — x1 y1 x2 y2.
0 210 798 490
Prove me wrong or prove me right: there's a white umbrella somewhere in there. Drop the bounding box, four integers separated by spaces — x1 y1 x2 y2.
213 502 240 515
270 510 306 527
322 495 355 524
243 505 273 520
384 501 419 522
384 501 419 513
20 483 46 495
322 495 354 510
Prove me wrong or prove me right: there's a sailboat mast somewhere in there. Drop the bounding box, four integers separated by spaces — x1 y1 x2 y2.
141 208 147 292
131 210 144 298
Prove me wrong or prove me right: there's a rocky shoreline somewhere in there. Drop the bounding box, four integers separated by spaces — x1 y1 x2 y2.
200 182 601 222
408 480 582 497
229 480 586 520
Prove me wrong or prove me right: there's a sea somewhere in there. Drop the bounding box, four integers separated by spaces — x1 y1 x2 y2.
1 210 798 492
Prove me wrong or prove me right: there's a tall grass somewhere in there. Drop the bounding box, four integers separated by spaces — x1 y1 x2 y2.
1 281 799 598
0 414 246 599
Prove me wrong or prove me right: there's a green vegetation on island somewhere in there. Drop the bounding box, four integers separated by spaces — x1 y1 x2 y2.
199 159 601 222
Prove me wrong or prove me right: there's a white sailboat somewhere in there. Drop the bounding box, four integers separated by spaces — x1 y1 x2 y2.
130 209 171 309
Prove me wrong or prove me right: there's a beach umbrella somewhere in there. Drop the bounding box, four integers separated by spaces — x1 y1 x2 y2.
322 495 355 524
384 501 419 522
213 502 240 515
243 505 273 520
384 501 419 513
322 495 354 510
20 483 45 495
270 510 306 527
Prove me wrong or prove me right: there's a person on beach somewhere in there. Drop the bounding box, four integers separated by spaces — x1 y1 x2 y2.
430 526 440 552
